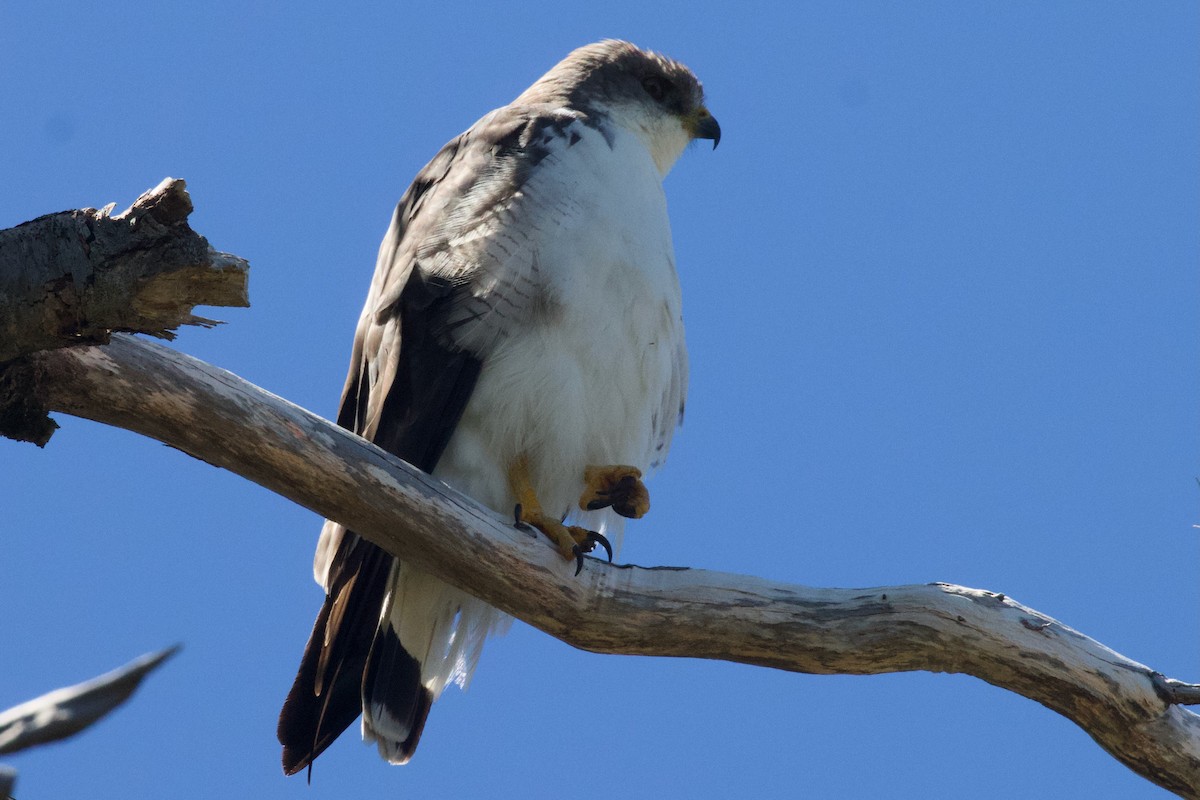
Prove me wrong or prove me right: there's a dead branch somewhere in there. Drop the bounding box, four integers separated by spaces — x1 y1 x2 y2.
0 646 180 756
0 646 180 796
8 333 1200 797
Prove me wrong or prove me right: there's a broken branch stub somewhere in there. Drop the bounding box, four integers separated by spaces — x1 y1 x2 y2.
0 178 249 445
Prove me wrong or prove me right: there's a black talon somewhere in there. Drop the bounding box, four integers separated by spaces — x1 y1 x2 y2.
588 532 613 563
570 532 613 576
513 503 531 530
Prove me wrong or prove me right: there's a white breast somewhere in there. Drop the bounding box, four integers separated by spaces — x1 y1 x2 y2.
436 121 687 532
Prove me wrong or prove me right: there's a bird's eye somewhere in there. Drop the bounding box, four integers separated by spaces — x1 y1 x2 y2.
641 76 671 102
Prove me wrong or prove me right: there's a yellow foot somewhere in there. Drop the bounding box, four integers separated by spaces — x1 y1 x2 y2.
509 455 613 575
579 465 649 519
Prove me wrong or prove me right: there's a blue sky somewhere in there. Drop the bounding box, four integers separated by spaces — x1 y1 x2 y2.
2 2 1197 797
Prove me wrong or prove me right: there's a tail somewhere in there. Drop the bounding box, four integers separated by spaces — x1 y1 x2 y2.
361 561 509 762
277 535 433 774
279 530 511 773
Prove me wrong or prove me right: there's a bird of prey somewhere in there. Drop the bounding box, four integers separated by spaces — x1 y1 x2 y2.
277 39 719 774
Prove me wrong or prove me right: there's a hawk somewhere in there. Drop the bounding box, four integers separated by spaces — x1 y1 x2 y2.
278 39 719 773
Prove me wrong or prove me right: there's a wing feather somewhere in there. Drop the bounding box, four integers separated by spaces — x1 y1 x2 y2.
279 104 587 774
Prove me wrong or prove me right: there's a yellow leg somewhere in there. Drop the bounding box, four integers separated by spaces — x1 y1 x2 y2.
579 465 650 519
509 455 597 561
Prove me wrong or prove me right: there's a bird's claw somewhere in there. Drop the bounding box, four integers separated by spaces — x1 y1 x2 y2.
513 503 532 530
579 465 649 519
571 531 613 576
512 497 611 576
589 531 614 563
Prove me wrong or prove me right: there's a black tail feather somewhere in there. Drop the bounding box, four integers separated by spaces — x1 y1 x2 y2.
277 537 391 775
279 274 483 773
278 598 367 774
363 624 433 764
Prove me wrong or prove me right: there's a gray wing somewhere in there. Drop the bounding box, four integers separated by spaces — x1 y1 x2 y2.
278 104 586 774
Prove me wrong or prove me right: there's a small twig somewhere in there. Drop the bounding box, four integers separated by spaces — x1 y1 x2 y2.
1159 677 1200 707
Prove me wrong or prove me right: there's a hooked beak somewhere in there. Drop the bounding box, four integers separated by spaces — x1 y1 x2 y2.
689 107 721 150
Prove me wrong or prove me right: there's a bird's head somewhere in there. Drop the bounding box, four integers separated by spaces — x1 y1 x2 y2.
518 40 720 176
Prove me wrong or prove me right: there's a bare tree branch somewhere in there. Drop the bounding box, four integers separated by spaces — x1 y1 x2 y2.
0 178 249 444
6 334 1199 797
0 645 180 795
0 646 179 756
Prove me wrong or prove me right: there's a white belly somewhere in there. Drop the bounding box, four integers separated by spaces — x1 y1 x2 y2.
435 124 686 532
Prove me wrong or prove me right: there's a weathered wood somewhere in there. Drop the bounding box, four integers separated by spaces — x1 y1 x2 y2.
0 179 249 444
0 178 248 362
22 334 1200 797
